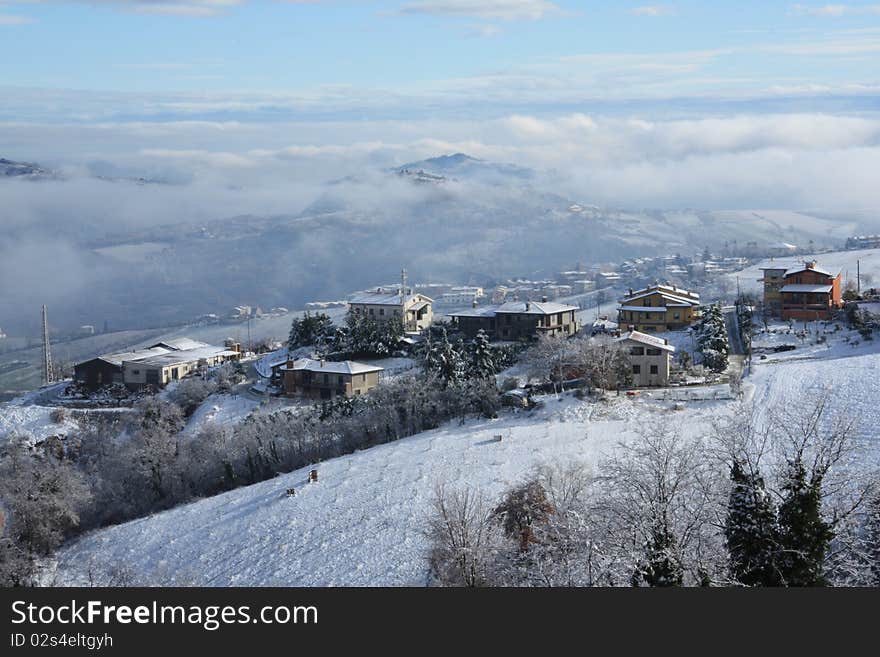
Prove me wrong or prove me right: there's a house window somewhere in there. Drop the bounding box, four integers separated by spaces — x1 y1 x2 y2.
369 308 374 316
647 348 661 356
632 365 641 374
323 374 329 383
379 308 385 316
132 369 140 375
673 312 680 320
630 346 645 355
338 375 344 385
650 365 659 374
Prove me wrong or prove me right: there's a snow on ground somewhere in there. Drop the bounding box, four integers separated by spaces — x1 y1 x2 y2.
51 391 728 586
181 393 260 438
0 382 79 444
730 248 880 296
47 322 880 586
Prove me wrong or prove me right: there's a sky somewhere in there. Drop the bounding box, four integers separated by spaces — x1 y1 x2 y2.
1 1 879 121
1 3 880 230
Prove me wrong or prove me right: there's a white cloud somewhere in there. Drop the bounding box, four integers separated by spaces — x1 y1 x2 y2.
397 0 560 21
627 5 674 16
0 14 33 24
791 4 880 16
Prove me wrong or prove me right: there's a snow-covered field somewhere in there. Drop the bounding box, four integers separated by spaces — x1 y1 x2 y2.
181 393 261 438
0 382 80 444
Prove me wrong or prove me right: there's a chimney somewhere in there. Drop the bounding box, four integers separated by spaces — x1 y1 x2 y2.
628 288 633 296
541 295 548 303
320 358 325 367
472 299 478 308
525 301 531 311
806 260 816 269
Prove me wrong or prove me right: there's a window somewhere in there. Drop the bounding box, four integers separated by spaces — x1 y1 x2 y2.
673 312 680 320
379 308 385 316
630 346 645 355
132 369 140 375
369 308 374 316
632 365 641 374
338 375 344 385
323 373 329 383
646 348 661 356
650 365 658 374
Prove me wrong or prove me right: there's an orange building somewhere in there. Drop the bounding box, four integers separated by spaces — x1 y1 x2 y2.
780 261 842 320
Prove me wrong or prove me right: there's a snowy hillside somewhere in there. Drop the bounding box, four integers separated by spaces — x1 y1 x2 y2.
50 325 880 586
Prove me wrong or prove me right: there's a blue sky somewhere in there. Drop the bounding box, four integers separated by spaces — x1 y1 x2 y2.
1 1 879 121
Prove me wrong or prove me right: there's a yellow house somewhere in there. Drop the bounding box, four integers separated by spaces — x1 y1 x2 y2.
617 284 701 332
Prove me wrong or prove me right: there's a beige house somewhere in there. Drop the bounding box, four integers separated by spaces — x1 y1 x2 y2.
616 330 675 387
122 341 239 389
281 358 383 400
617 284 701 332
349 290 434 332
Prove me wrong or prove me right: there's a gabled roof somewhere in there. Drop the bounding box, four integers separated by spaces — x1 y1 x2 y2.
620 285 700 307
349 291 433 306
783 265 837 278
616 330 676 352
280 358 384 375
149 338 210 351
495 301 578 315
449 301 578 318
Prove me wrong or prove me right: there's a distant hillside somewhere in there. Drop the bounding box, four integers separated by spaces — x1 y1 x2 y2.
394 153 535 183
0 157 54 179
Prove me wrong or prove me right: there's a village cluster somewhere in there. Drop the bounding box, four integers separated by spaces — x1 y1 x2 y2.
68 247 876 408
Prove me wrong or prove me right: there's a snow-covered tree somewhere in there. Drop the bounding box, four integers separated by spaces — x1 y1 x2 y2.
725 461 782 586
468 329 497 380
695 303 729 372
288 311 334 352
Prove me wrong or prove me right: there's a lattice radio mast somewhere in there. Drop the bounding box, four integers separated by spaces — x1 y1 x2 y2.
41 304 54 385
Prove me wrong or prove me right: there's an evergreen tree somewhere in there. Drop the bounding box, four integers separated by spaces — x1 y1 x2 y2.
866 490 880 586
469 329 497 380
695 303 729 372
635 521 684 587
724 461 782 586
777 458 834 586
288 312 334 353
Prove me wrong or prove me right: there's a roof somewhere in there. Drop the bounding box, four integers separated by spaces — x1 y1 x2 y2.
124 345 238 368
620 286 700 307
280 358 384 375
784 266 836 278
616 305 667 313
449 301 578 318
149 338 210 351
447 306 498 319
616 330 676 352
87 346 173 368
495 301 578 315
349 291 433 306
780 284 833 293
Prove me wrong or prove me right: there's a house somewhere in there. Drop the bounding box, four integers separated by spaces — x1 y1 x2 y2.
349 289 434 332
281 358 383 400
122 342 240 389
448 299 580 340
759 267 787 317
616 330 675 387
617 284 701 332
75 338 240 391
74 345 172 391
779 260 842 320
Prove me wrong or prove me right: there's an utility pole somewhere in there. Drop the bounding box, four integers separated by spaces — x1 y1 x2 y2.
41 304 54 386
857 259 861 295
400 267 408 332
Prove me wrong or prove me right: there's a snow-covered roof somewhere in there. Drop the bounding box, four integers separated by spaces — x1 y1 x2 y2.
280 358 384 376
780 284 833 293
125 346 239 368
449 301 578 318
620 285 700 307
448 306 498 318
616 331 676 352
149 338 210 351
88 346 172 368
495 301 578 315
616 305 664 313
783 264 837 278
349 291 433 306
